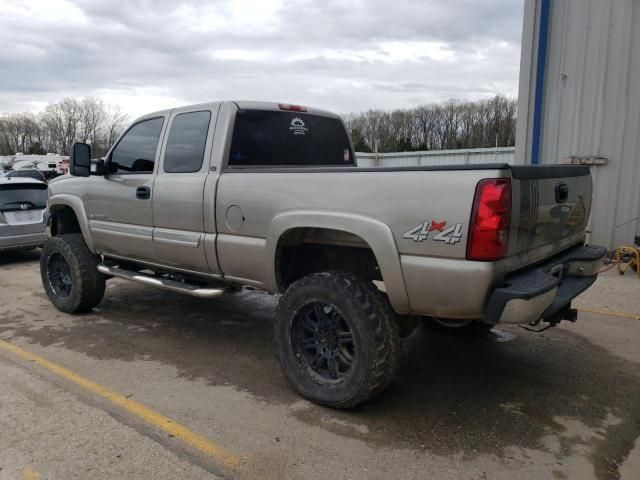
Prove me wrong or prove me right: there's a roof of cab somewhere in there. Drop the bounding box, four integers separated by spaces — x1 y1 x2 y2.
132 101 340 124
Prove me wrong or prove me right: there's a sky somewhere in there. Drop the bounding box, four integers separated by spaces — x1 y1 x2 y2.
0 0 524 118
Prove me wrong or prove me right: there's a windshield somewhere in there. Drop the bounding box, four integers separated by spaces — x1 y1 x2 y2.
0 183 48 211
228 109 354 168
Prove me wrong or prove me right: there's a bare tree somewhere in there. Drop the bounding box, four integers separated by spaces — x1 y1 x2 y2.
0 113 42 154
345 95 517 153
0 114 22 154
41 98 83 155
104 104 128 154
79 97 106 148
0 97 128 157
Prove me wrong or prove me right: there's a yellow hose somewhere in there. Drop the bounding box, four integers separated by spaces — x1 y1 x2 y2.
608 246 640 278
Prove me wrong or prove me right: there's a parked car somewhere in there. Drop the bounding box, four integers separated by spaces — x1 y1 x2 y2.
0 177 48 251
1 168 47 182
39 101 605 408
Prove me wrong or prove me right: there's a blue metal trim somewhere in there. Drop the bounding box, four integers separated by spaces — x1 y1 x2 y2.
531 0 551 165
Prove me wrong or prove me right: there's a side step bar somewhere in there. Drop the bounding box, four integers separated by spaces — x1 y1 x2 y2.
97 264 227 298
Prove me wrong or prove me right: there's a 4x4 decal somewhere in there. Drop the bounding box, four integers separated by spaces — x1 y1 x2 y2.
403 220 463 245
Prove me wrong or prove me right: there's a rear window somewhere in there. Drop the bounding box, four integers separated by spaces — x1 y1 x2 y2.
8 170 45 181
228 110 354 168
0 183 47 210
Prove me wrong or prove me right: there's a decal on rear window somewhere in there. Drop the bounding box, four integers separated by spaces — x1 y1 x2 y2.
289 117 308 135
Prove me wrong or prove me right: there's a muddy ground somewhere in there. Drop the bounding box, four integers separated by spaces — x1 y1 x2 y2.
0 249 639 479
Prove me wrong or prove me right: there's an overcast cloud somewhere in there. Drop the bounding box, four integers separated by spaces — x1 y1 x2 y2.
1 0 524 118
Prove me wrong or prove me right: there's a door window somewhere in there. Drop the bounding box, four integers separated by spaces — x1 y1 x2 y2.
163 111 211 173
109 117 164 174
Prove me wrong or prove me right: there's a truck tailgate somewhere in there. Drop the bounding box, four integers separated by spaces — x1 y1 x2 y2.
509 165 592 266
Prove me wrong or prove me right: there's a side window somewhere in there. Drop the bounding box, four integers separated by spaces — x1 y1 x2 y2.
163 111 211 173
109 117 164 174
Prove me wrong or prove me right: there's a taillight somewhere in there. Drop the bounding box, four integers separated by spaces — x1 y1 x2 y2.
278 103 307 112
466 178 512 261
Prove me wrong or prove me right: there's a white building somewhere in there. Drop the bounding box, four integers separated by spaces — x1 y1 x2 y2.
516 0 640 249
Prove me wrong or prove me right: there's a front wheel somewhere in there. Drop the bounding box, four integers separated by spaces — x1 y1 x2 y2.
40 234 106 313
423 317 494 336
274 272 401 409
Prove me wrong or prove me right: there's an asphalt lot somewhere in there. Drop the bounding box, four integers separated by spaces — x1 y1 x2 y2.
0 249 639 480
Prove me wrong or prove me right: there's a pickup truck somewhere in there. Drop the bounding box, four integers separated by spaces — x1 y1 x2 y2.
40 101 606 408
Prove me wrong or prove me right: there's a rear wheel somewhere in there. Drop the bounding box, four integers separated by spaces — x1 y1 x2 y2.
274 272 400 408
423 317 494 336
40 234 106 313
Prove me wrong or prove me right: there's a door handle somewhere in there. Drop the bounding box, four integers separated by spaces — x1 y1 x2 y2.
555 182 569 203
136 186 151 199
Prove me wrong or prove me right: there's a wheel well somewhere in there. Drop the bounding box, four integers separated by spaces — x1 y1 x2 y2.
49 205 81 236
275 228 382 291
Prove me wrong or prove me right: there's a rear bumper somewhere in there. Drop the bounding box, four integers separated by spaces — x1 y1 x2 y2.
0 231 47 250
485 245 607 325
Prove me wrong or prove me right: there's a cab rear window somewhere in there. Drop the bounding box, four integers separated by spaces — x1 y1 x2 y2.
228 110 354 168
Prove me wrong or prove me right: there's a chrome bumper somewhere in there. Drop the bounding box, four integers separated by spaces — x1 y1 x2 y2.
485 245 607 325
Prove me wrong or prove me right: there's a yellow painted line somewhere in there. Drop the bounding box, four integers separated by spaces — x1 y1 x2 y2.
578 307 640 321
0 339 245 471
22 466 40 480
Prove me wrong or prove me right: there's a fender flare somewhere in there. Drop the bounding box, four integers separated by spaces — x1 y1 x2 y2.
47 194 96 252
265 210 410 314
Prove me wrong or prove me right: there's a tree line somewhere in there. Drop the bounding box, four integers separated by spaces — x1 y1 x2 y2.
1 94 517 157
343 95 517 153
0 97 129 157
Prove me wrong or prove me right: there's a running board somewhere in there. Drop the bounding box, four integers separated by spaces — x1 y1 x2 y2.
97 264 227 298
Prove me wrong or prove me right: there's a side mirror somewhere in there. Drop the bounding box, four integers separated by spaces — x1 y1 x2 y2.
70 142 91 177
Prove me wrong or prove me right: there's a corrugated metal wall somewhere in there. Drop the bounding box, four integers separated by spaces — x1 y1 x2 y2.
356 147 515 168
518 0 640 249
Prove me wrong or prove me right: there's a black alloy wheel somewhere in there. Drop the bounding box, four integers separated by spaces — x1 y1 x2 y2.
291 302 355 383
46 252 73 298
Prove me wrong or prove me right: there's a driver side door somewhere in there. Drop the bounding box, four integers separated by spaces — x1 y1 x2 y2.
85 115 167 262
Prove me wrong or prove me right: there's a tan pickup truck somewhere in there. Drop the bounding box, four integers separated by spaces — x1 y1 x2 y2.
40 101 606 408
